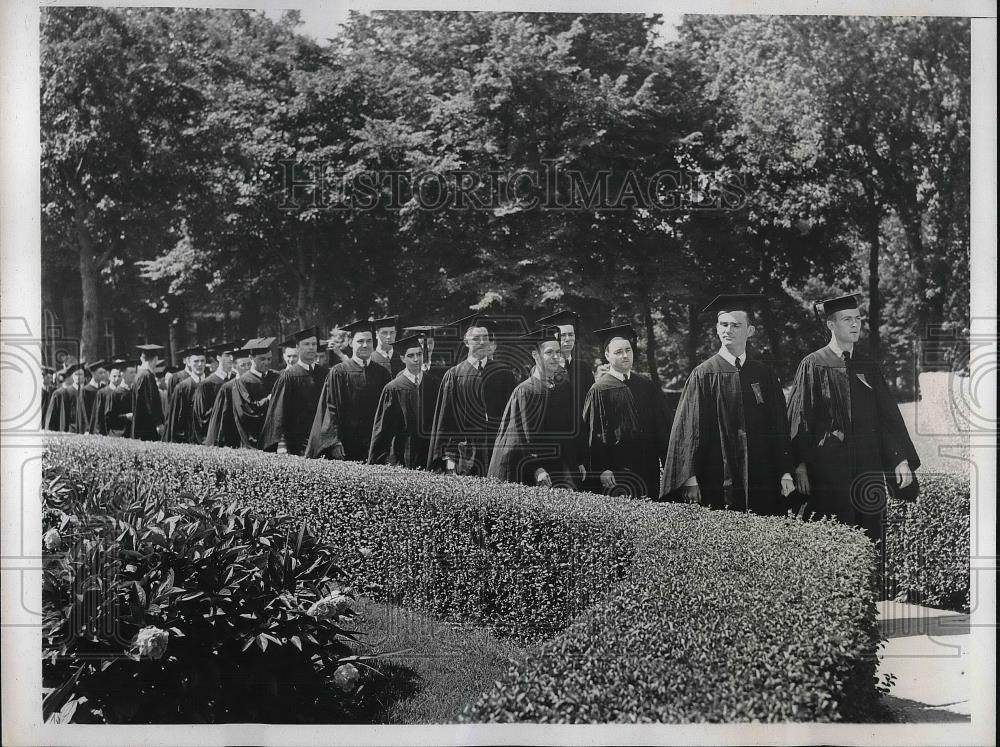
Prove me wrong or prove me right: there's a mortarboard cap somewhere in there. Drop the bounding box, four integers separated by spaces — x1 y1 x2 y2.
342 319 375 337
393 333 427 356
287 326 320 345
84 359 107 372
63 362 86 376
208 340 244 358
517 326 563 353
179 345 207 358
108 358 129 370
372 315 399 332
702 293 765 317
242 337 277 355
402 324 443 337
593 324 638 359
136 343 165 354
535 310 580 331
815 293 863 318
42 365 55 374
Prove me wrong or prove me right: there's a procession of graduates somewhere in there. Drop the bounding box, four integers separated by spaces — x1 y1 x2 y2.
41 292 921 548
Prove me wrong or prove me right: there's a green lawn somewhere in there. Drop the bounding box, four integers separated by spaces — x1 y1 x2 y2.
346 598 530 724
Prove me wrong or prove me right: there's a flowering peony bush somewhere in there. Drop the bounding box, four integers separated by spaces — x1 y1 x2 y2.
41 466 372 723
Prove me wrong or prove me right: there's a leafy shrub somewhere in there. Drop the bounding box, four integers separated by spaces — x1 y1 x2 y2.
44 435 640 642
42 466 370 724
463 509 885 723
885 472 971 613
45 434 885 722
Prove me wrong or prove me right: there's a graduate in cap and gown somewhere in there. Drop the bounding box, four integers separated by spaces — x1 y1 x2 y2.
167 351 192 399
307 319 392 460
162 346 206 443
786 293 920 542
487 327 583 489
402 325 450 376
44 363 88 432
88 358 130 435
260 326 328 455
660 294 795 514
130 344 166 441
40 366 56 427
535 311 594 423
207 338 277 449
367 331 442 468
191 341 240 444
370 316 406 377
427 315 518 475
581 324 670 498
79 360 108 432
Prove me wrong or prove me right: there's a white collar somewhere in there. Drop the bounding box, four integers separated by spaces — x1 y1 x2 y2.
718 347 747 367
466 355 487 369
189 372 202 383
403 369 422 385
211 370 227 382
352 355 370 368
377 344 393 357
296 360 313 372
606 367 630 382
828 338 852 357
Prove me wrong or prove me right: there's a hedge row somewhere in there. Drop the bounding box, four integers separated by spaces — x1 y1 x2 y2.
885 473 971 613
44 435 640 641
45 434 884 721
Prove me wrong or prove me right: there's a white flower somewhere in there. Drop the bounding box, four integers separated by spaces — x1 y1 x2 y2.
135 626 170 660
358 546 373 558
307 593 353 621
332 663 359 693
43 528 62 551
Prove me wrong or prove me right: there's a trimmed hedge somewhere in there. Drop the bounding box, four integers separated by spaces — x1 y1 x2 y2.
45 434 884 721
44 435 640 641
885 473 971 613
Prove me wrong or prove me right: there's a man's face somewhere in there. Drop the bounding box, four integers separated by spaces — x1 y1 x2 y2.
376 326 396 348
71 370 85 386
316 351 329 367
352 331 374 360
283 347 298 366
606 338 633 373
401 345 423 374
190 355 207 376
235 356 252 374
465 327 490 359
828 309 862 345
252 352 271 374
716 311 753 353
217 352 234 374
534 340 564 377
557 325 576 354
298 336 318 364
109 369 123 387
93 367 109 385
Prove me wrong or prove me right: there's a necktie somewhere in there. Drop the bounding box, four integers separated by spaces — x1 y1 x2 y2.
843 351 851 365
735 357 742 371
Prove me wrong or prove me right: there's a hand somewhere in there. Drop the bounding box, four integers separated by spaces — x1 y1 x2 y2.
578 464 587 481
277 440 288 455
780 474 795 497
445 458 456 475
330 443 346 461
596 363 611 377
600 470 616 489
681 484 701 504
156 424 164 437
124 413 133 421
895 460 913 490
794 463 810 496
535 469 552 488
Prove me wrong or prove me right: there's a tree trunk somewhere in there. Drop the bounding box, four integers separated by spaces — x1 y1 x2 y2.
865 205 882 362
641 298 660 387
74 204 103 361
168 316 185 365
295 237 311 330
686 303 699 373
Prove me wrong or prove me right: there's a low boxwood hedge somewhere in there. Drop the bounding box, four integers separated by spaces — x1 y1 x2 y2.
885 473 971 613
45 434 885 722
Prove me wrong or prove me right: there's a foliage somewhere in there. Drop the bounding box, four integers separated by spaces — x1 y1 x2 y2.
885 472 971 613
46 434 891 722
41 465 371 723
463 509 885 723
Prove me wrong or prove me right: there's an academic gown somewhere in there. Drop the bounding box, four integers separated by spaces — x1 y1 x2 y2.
220 370 278 449
130 369 164 441
162 376 199 443
80 383 102 432
581 371 670 498
167 369 190 399
660 354 794 515
367 371 441 468
371 349 406 377
307 359 391 460
44 386 87 433
88 385 117 435
205 377 240 448
427 359 518 475
559 355 595 424
260 363 328 455
786 346 920 539
487 375 580 488
191 374 227 445
41 384 54 428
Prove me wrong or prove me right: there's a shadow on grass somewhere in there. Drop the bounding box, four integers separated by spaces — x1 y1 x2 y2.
346 661 425 724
